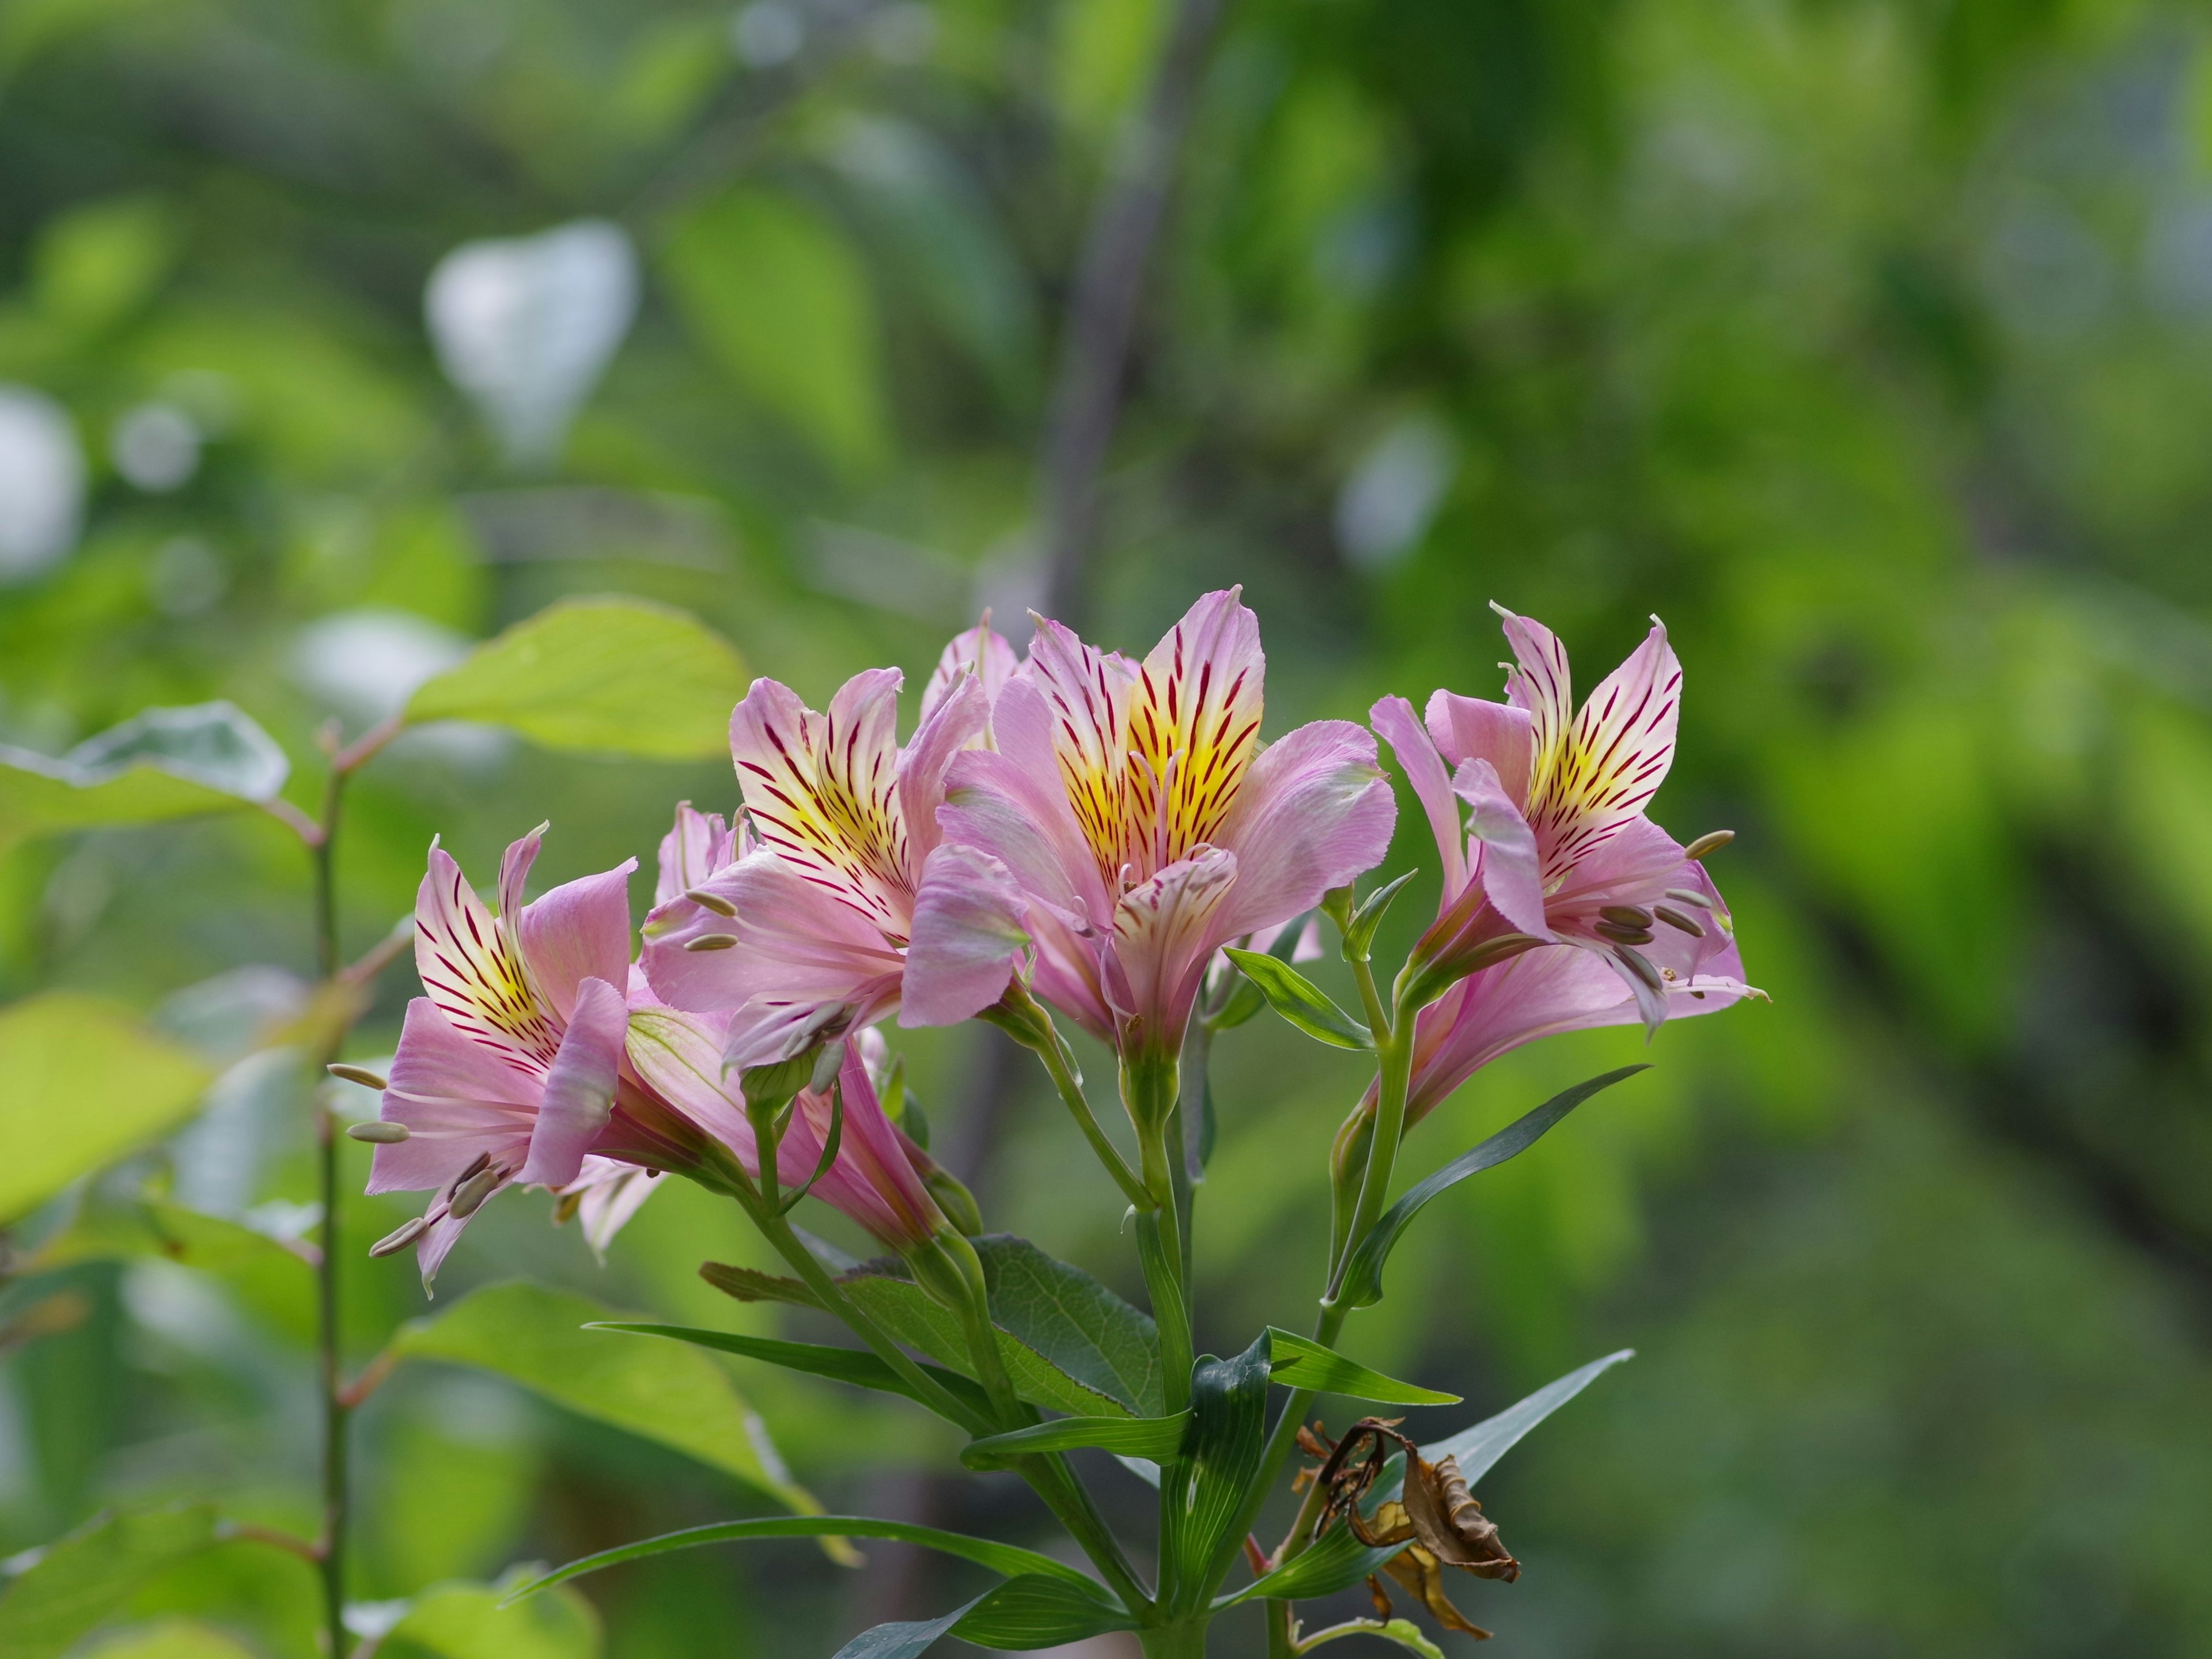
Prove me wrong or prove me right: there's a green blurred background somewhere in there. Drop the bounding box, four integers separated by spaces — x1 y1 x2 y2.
4 0 2212 1653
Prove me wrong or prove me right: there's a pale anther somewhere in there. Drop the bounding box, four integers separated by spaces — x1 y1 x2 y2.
685 889 738 917
448 1167 501 1219
327 1062 389 1091
1662 887 1714 908
347 1120 410 1143
368 1216 428 1257
1683 830 1735 861
1653 904 1705 938
685 933 740 952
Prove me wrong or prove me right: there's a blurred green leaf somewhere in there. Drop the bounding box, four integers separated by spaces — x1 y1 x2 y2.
75 1619 259 1659
404 597 746 759
382 1576 600 1659
1421 1348 1634 1483
0 1503 219 1659
946 1574 1136 1649
831 1594 988 1659
1264 1329 1461 1405
29 194 179 333
1222 950 1372 1050
1292 1618 1446 1658
960 1410 1189 1469
0 995 212 1223
0 703 289 853
509 1513 1099 1601
1336 1066 1647 1310
391 1282 818 1516
661 187 889 474
1158 1332 1272 1612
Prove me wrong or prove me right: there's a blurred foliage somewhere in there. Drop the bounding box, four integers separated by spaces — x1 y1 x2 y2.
4 0 2212 1654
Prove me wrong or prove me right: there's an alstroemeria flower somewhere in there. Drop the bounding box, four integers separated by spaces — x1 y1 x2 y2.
1370 606 1756 1121
640 624 1028 1072
366 828 697 1285
932 589 1397 1063
626 1001 949 1252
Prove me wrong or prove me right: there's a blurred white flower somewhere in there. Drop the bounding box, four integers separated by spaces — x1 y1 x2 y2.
425 219 639 467
0 385 86 581
732 1 804 66
1335 415 1458 571
111 402 201 491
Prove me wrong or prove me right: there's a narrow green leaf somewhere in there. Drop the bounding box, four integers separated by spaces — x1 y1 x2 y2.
0 1503 220 1659
960 1411 1190 1470
1344 870 1418 959
1422 1349 1634 1483
506 1516 1099 1602
404 597 747 760
0 703 289 852
831 1595 987 1659
0 995 212 1224
1292 1617 1446 1658
588 1322 991 1421
1202 972 1265 1031
381 1574 600 1659
1222 950 1372 1050
391 1283 819 1516
1222 1350 1635 1608
698 1261 824 1310
949 1573 1137 1648
1160 1332 1274 1612
1337 1066 1647 1308
1264 1329 1461 1405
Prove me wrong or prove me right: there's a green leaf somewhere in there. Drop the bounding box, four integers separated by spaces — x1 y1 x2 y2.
0 703 289 852
1222 950 1372 1050
403 597 747 760
391 1282 819 1517
948 1573 1137 1649
382 1575 600 1659
960 1411 1190 1470
1264 1329 1461 1405
1422 1348 1634 1483
587 1322 992 1421
1336 1066 1647 1309
831 1594 987 1659
1344 870 1417 960
1292 1617 1446 1658
839 1234 1163 1418
0 1503 219 1659
507 1515 1100 1602
0 995 213 1224
1222 1350 1635 1608
71 1618 259 1659
698 1261 824 1310
1160 1331 1274 1612
662 187 889 474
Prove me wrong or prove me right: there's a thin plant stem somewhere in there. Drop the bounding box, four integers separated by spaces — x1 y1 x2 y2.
308 759 349 1659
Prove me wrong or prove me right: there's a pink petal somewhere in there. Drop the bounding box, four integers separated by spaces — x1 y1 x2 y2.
730 673 911 937
655 803 738 905
1425 690 1534 811
776 1040 943 1249
520 975 627 1187
412 847 562 1077
901 842 1031 1027
1451 759 1548 940
640 850 906 1018
569 1161 660 1258
1527 616 1681 877
498 826 543 939
920 617 1018 724
624 1002 757 1161
938 678 1113 925
518 859 637 1023
1212 719 1395 943
369 998 537 1194
1021 615 1137 884
1105 847 1239 1050
1123 588 1265 873
1372 695 1465 899
896 672 988 868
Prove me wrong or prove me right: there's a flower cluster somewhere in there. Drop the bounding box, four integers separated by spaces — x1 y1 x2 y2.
361 590 1752 1290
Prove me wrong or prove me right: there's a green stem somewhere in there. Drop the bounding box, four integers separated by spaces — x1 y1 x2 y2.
1018 1450 1155 1615
1322 1018 1410 1309
987 991 1152 1212
1138 1619 1211 1658
309 764 347 1658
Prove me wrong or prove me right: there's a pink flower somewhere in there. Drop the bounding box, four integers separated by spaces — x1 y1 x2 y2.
639 625 1028 1071
929 589 1397 1063
366 828 700 1285
1370 607 1756 1122
625 999 949 1252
